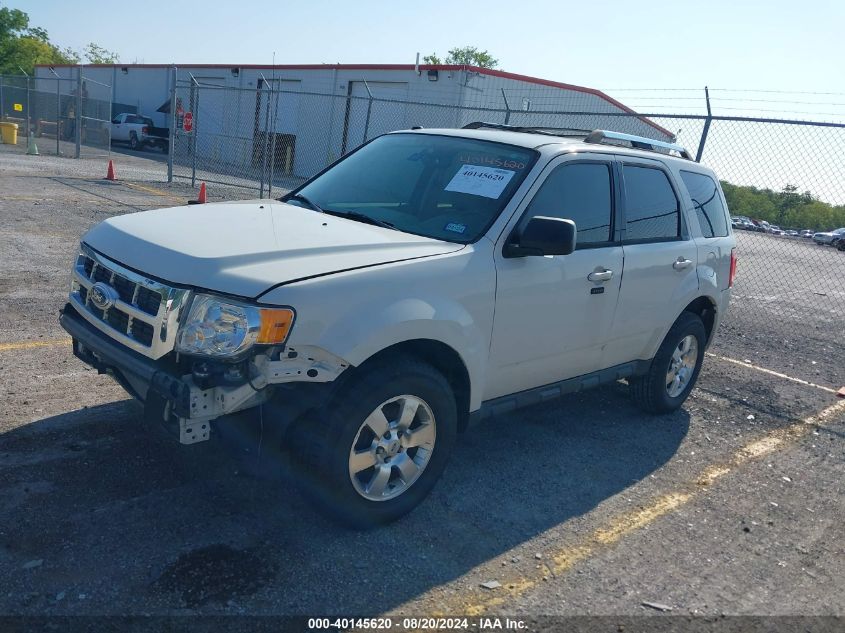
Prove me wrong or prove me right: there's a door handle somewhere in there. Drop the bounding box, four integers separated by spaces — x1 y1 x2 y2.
588 269 613 282
673 257 693 270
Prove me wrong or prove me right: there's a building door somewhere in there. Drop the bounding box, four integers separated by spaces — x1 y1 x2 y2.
342 81 409 154
254 79 301 175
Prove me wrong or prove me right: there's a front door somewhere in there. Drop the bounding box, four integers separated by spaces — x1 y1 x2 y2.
485 154 624 400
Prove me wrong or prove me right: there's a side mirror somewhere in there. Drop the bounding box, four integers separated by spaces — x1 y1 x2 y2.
504 216 577 258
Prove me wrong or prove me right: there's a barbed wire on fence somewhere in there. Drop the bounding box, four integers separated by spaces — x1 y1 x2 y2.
162 78 845 350
2 70 843 360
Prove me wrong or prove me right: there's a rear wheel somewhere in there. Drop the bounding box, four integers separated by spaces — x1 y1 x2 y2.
129 132 139 150
630 312 706 414
289 359 457 529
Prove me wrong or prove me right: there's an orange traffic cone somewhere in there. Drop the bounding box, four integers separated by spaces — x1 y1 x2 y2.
105 160 116 181
188 182 208 205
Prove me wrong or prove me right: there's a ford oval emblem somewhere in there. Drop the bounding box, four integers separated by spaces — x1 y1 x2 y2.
89 282 119 311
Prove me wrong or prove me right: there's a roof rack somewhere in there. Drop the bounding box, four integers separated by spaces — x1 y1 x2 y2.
584 130 692 160
461 121 559 136
461 122 693 160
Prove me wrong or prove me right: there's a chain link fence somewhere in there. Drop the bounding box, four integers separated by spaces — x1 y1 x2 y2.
0 71 113 158
166 79 844 373
6 68 841 372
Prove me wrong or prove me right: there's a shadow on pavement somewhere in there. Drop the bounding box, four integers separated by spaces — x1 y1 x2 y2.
0 384 688 614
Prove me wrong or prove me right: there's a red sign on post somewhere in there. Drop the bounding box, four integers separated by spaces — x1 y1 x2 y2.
183 111 193 133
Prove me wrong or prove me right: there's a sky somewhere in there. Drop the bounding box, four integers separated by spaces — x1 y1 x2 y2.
8 0 845 203
11 0 845 121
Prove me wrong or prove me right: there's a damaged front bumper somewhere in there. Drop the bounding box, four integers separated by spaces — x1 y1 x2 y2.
59 304 348 445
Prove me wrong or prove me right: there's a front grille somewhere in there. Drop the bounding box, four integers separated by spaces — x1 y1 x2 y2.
71 246 190 360
75 253 165 348
131 320 154 346
106 309 130 333
136 286 162 316
111 274 136 304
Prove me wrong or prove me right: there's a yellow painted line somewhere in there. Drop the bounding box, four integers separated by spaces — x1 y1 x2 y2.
707 352 838 394
426 398 845 617
122 181 186 203
0 339 71 352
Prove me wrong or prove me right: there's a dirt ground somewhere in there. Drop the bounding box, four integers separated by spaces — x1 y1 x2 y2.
0 145 843 630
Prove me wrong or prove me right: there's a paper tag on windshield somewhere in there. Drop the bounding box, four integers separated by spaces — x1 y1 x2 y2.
444 164 515 199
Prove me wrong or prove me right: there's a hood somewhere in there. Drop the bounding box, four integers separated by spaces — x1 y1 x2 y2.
83 201 464 298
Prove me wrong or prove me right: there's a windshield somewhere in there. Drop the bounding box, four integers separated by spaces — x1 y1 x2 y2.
288 133 537 243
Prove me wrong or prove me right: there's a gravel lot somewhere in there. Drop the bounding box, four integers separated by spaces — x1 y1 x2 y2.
1 144 843 627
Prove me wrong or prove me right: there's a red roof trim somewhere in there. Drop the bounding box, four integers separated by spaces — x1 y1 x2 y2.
34 63 672 137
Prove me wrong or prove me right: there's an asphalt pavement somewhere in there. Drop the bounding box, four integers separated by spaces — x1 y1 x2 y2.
0 145 842 630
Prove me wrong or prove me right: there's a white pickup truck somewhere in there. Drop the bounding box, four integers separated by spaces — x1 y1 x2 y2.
110 113 169 152
60 125 736 528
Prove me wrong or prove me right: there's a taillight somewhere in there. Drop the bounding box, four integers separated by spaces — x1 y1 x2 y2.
142 126 148 134
728 248 738 287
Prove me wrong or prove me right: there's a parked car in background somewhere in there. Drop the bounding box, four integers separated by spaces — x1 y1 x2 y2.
767 225 783 235
784 230 799 237
731 216 756 231
813 227 845 245
111 113 169 152
800 230 814 238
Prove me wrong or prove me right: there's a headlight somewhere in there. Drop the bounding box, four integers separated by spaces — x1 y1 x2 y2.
176 294 294 358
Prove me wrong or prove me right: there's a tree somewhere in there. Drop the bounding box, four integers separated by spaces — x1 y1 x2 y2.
423 46 499 69
0 6 78 74
84 42 119 64
721 180 845 231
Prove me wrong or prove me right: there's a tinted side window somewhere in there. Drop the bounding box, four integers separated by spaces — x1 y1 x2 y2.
680 171 729 238
622 165 680 241
526 163 613 246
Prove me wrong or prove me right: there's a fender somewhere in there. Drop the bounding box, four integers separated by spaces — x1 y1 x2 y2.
259 243 497 410
316 297 488 410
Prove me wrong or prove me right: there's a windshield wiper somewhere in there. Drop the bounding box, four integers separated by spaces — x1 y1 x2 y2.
322 209 396 230
281 193 323 213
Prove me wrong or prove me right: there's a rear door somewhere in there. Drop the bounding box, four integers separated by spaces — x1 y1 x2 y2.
678 169 734 293
602 157 700 368
485 153 625 400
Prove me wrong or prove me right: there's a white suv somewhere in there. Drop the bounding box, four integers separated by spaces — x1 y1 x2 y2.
60 126 737 527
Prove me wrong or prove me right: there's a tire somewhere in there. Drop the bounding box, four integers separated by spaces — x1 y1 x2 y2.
288 358 457 529
129 133 139 150
630 311 707 414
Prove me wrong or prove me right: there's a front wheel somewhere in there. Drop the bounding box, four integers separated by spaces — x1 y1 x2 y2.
289 359 457 529
630 312 707 414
